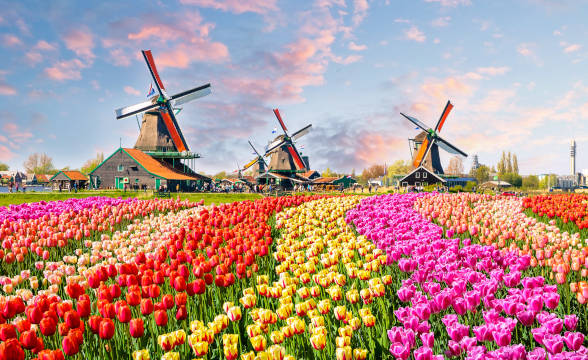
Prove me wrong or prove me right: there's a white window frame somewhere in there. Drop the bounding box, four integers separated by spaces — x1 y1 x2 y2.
423 172 428 178
416 172 420 178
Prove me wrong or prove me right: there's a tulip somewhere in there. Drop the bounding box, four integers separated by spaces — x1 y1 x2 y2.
99 318 115 340
129 318 144 338
154 310 168 327
62 335 79 356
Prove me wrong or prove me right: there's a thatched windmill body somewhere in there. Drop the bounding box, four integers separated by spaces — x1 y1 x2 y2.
263 109 311 173
241 140 268 175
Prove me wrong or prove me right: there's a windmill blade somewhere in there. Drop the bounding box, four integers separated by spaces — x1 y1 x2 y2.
243 158 258 170
435 135 468 157
273 108 289 134
434 101 453 132
291 124 312 141
115 100 159 120
412 136 430 168
265 139 286 155
400 113 431 132
142 50 168 99
159 108 188 152
249 140 262 157
171 83 211 106
286 144 306 170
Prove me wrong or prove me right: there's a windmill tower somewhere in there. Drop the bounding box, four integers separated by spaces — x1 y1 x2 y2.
571 139 576 176
115 50 211 174
401 101 467 174
263 109 312 174
241 141 268 175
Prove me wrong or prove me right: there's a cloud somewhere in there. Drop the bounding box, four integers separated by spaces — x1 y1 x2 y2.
2 34 22 47
63 28 95 61
424 0 471 6
35 40 57 51
123 86 140 96
394 18 410 23
44 59 87 81
563 43 581 53
0 145 15 162
476 66 510 76
0 80 16 95
404 26 426 42
179 0 278 14
517 43 534 57
352 0 369 27
431 16 451 27
348 41 367 51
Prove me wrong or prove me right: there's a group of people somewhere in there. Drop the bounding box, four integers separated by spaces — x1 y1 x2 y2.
6 181 26 193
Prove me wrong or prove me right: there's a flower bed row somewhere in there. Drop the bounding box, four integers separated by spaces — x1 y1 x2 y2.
0 195 325 359
346 193 587 359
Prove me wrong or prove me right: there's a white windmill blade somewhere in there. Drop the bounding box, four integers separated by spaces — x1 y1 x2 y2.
400 113 431 132
435 135 468 157
171 83 211 106
265 139 286 155
291 124 312 141
115 100 159 120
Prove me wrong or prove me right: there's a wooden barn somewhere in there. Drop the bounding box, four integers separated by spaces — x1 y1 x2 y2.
312 176 357 190
89 148 211 191
50 171 89 191
398 166 445 188
33 174 51 185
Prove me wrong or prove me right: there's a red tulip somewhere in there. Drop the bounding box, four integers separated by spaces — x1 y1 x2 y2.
19 329 38 350
99 318 115 340
154 310 168 327
0 323 17 341
175 305 187 321
175 292 187 306
64 310 80 329
117 305 131 323
15 319 30 333
88 316 102 334
149 284 160 298
65 283 84 300
76 300 90 318
140 298 153 316
109 284 121 299
62 335 79 356
39 317 57 336
27 306 43 324
129 318 144 338
126 291 141 306
0 338 24 360
58 323 70 337
162 294 174 309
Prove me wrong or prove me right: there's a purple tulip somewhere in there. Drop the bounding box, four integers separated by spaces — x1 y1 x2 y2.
564 314 578 331
420 332 434 348
492 329 512 346
543 334 564 354
414 346 433 360
527 347 547 360
563 331 584 351
516 310 535 327
390 342 410 360
544 292 560 310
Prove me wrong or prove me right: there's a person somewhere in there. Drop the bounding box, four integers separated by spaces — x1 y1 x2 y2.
74 182 78 193
22 183 26 193
340 183 344 193
15 182 19 192
8 181 13 193
368 185 372 193
176 183 180 193
59 183 62 192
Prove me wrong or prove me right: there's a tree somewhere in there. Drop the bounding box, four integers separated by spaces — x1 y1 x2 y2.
213 171 227 180
522 175 539 189
386 160 412 175
539 174 557 189
446 156 464 175
512 154 519 174
81 153 105 174
506 152 513 173
23 153 54 174
472 165 490 184
502 172 522 187
322 168 337 177
0 163 8 171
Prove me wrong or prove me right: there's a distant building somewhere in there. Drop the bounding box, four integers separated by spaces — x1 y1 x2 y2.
0 171 26 184
557 175 577 190
471 154 480 172
399 166 446 187
50 171 88 191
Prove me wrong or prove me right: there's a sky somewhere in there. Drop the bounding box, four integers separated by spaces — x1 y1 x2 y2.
1 0 588 176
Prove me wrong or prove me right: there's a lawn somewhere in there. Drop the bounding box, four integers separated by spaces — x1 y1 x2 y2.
0 190 263 207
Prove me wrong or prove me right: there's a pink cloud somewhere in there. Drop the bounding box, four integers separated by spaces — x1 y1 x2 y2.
155 43 229 69
476 66 510 76
44 58 86 81
63 28 95 61
2 34 22 47
0 145 15 162
25 51 43 65
2 122 33 145
563 44 581 53
179 0 278 14
348 41 367 51
0 80 16 95
35 40 57 51
431 16 451 27
108 49 132 67
424 0 471 6
123 86 140 96
352 0 369 27
404 26 426 42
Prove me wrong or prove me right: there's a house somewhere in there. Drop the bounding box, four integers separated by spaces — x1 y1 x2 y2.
50 171 89 191
312 176 357 189
33 174 52 185
89 148 211 191
398 166 446 188
0 171 27 185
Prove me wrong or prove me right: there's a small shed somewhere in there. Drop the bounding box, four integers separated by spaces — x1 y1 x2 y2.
33 174 52 185
480 180 512 189
50 171 88 191
399 166 445 187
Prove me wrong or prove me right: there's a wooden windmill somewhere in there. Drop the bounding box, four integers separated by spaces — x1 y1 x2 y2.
401 101 467 174
263 109 312 173
115 50 211 155
242 140 268 175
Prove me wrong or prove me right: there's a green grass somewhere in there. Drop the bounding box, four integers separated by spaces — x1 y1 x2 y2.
0 191 264 207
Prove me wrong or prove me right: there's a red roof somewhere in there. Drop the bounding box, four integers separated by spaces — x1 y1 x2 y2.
36 174 51 182
62 171 88 181
300 170 319 179
124 148 199 180
313 177 339 184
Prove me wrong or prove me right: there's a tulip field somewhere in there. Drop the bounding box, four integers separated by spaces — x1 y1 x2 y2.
0 193 587 360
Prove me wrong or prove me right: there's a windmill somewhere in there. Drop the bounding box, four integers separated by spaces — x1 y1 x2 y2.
400 101 467 174
115 50 211 154
242 140 268 175
263 109 312 173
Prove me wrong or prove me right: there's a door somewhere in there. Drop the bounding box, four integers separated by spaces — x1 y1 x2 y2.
115 177 124 190
155 178 161 190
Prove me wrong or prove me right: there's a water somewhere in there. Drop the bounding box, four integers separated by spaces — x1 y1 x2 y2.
0 186 52 193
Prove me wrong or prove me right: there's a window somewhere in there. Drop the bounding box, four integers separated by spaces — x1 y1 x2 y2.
416 172 420 178
117 165 124 172
130 166 138 171
135 178 139 183
423 172 428 178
